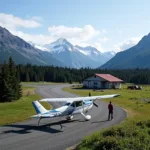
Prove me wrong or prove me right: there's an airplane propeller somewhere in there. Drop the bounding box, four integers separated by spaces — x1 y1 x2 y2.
93 102 98 107
93 98 99 107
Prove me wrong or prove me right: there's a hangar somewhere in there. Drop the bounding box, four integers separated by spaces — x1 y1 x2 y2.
83 74 123 89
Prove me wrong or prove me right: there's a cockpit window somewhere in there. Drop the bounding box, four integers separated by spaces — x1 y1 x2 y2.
65 102 71 106
70 102 75 107
76 101 82 107
70 101 83 107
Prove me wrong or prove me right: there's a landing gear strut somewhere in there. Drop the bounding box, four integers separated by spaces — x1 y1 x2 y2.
38 117 42 126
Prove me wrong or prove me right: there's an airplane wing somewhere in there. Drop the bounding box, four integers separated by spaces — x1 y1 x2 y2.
39 94 120 102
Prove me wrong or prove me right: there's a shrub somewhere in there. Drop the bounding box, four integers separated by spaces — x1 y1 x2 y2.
77 120 150 150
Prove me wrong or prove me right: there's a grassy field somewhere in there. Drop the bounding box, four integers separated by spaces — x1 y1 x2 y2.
77 119 150 150
0 86 51 125
21 82 57 85
64 84 150 121
63 84 150 149
21 82 79 85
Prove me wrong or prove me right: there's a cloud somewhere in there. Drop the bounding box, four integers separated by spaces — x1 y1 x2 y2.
47 25 107 51
0 13 45 45
98 37 108 43
0 14 107 52
0 13 41 30
48 25 100 41
10 30 52 45
31 16 43 22
10 29 106 52
12 25 107 52
92 42 104 52
101 29 107 34
114 37 141 52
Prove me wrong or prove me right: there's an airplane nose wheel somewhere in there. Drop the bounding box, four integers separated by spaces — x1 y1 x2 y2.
66 115 73 121
85 115 91 121
81 112 91 121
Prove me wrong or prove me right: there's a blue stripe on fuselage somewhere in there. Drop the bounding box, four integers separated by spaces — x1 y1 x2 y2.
44 109 59 114
42 100 93 115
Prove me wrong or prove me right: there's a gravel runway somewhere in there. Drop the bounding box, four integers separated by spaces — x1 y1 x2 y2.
0 84 127 150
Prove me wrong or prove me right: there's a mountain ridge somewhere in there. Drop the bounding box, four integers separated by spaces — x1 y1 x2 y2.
0 26 115 68
43 38 115 68
100 33 150 69
0 26 64 67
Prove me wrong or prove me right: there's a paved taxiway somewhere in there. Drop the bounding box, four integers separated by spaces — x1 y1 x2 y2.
0 84 127 150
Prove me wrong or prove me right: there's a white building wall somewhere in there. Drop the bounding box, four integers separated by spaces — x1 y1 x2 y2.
83 75 106 89
83 75 122 89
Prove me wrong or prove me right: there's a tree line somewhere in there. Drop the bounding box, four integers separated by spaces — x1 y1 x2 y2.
1 57 150 102
13 63 150 84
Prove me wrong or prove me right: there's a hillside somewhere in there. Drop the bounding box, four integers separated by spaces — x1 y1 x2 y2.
101 33 150 69
0 26 64 66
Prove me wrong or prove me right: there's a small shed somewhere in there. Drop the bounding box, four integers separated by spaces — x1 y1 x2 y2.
83 74 123 89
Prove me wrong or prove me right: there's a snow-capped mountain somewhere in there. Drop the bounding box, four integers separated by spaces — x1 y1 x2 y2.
44 38 74 53
76 45 116 66
44 38 96 68
43 38 116 68
0 25 115 69
28 41 49 51
75 45 102 56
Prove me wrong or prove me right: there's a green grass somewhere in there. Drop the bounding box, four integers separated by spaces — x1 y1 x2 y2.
21 81 57 84
21 81 79 85
77 120 150 150
0 86 51 125
64 84 150 121
63 84 150 149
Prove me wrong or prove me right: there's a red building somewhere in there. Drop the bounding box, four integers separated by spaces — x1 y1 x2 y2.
83 74 123 89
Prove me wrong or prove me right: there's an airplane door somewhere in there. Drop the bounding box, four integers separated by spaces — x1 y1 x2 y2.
67 102 75 115
74 101 83 113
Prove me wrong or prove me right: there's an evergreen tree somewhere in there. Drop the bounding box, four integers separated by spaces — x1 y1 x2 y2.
0 57 22 102
0 62 10 102
3 62 150 85
8 57 18 100
25 72 30 82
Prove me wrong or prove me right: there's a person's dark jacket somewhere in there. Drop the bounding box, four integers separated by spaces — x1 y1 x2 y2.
108 103 113 113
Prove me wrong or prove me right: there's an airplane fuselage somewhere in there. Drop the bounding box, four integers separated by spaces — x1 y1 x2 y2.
31 94 120 124
38 100 93 118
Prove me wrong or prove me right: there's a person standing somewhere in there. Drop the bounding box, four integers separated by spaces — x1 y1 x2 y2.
89 92 91 97
108 101 113 121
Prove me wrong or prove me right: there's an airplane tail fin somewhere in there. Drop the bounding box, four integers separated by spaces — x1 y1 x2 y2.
32 101 48 114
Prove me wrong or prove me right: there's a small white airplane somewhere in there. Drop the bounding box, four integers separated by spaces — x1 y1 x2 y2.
31 94 120 125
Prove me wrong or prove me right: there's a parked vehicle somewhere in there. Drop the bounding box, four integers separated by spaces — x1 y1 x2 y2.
127 85 142 90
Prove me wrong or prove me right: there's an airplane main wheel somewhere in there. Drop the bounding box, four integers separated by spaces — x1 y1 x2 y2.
85 115 91 121
66 115 73 121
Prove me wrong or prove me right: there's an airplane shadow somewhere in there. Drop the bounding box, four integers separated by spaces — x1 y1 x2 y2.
91 119 108 124
2 119 78 135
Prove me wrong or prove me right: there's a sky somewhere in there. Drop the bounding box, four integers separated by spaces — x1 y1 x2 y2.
0 0 150 52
